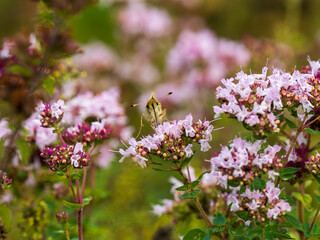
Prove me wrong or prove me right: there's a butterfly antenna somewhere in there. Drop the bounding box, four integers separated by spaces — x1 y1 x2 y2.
130 102 143 108
158 92 173 100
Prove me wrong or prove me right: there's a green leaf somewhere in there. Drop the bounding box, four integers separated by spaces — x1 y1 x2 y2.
179 190 201 199
253 178 266 190
56 171 65 176
253 134 267 140
228 180 240 187
280 174 296 180
176 185 188 191
239 186 245 195
213 212 226 227
181 155 194 168
235 211 250 221
151 167 175 172
258 142 268 154
284 214 304 231
203 229 212 240
269 231 294 239
242 122 254 131
82 196 93 206
280 167 301 175
71 172 81 180
285 118 297 129
187 170 211 190
313 174 320 184
304 128 320 134
315 195 320 203
304 222 311 237
53 127 64 134
43 76 56 95
311 224 320 237
63 200 83 210
290 109 298 118
212 226 225 233
292 192 312 211
247 226 263 238
182 228 205 240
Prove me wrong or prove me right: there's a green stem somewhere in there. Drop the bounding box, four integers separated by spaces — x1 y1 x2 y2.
81 167 87 203
303 115 320 129
176 165 214 229
75 173 82 240
64 225 70 240
66 173 77 203
283 114 308 166
276 115 308 187
310 205 320 232
298 182 305 240
194 196 214 228
151 162 177 170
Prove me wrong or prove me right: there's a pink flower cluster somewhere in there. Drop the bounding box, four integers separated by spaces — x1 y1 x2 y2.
0 171 12 186
119 114 214 168
210 137 291 222
118 3 172 38
73 42 118 72
305 154 320 174
167 29 250 87
61 120 111 146
227 181 291 222
36 100 65 128
214 60 320 136
211 137 282 188
40 143 91 171
24 113 57 149
63 87 126 126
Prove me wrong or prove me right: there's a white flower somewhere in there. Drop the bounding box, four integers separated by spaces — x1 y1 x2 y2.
74 143 83 154
184 144 193 158
51 99 64 119
71 154 80 167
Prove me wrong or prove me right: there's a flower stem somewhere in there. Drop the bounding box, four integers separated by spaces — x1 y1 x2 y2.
64 225 70 240
66 173 77 203
276 115 308 187
81 167 87 202
310 205 320 232
283 114 308 166
78 208 83 240
298 182 305 240
194 196 214 228
176 165 214 229
304 114 320 129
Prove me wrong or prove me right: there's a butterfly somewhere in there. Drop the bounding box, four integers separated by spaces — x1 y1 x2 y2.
131 91 172 138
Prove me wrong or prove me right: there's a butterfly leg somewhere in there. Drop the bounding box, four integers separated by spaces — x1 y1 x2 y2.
135 114 145 139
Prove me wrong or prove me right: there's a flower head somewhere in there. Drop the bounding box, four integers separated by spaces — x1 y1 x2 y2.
119 114 214 167
36 100 65 128
40 143 91 171
61 120 111 146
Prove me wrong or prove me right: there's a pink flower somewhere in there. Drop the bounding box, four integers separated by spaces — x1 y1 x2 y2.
0 119 11 139
184 144 193 158
118 3 171 38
